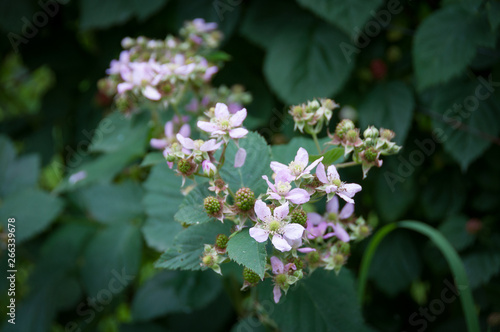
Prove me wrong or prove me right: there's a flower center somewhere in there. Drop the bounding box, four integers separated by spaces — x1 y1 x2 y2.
276 181 291 196
275 274 288 286
327 212 337 221
268 220 281 233
193 140 204 150
332 179 342 187
218 119 231 130
288 161 305 176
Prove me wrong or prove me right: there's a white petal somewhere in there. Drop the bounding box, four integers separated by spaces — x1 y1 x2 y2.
327 164 340 181
274 202 289 220
178 123 191 137
249 227 269 242
229 128 248 138
283 223 305 240
254 200 271 221
285 188 310 204
326 196 339 214
273 285 282 303
272 234 292 252
230 108 247 127
262 175 276 193
307 212 324 226
339 203 354 219
176 133 194 149
316 162 328 183
234 148 246 168
294 147 308 165
271 256 284 274
165 121 174 138
270 161 288 175
143 86 161 100
214 102 229 119
197 121 218 133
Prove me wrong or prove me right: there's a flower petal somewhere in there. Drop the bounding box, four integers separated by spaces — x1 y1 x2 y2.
326 196 339 214
297 247 316 253
214 102 229 119
336 192 355 204
273 285 282 303
283 223 305 240
249 227 269 242
143 86 161 100
176 133 194 149
262 175 277 193
339 203 354 219
197 121 217 133
294 147 309 165
316 162 328 183
343 183 362 197
254 199 271 221
307 212 324 226
270 161 288 175
272 234 292 252
229 128 248 139
285 188 310 204
271 256 284 274
230 108 247 127
200 139 222 152
274 202 289 220
276 170 295 183
179 123 191 137
165 121 174 138
331 223 350 242
304 156 324 174
234 148 246 168
150 138 167 149
327 164 340 181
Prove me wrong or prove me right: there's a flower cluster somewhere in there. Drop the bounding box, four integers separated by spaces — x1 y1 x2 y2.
289 98 339 134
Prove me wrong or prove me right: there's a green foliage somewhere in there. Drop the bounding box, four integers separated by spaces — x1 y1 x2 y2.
438 215 475 252
175 184 218 224
226 228 267 278
309 147 345 165
463 250 500 289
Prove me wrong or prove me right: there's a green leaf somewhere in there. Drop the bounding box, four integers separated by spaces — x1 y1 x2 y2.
264 20 355 104
420 171 465 222
296 0 384 37
368 231 422 296
78 181 144 224
0 188 63 243
259 269 372 331
155 222 231 270
174 184 217 225
142 162 184 250
1 154 40 197
81 224 142 295
309 147 345 165
438 215 475 252
463 250 500 289
219 132 272 196
140 152 164 167
80 0 167 30
0 135 16 177
431 79 500 170
226 228 267 278
487 1 500 31
358 81 414 144
132 270 222 321
413 6 495 90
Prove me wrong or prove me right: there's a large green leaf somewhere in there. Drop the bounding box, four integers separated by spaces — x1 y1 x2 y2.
219 132 272 196
1 154 40 197
79 181 144 224
0 188 63 243
358 81 414 144
431 79 500 170
259 269 372 331
81 224 142 295
463 250 500 289
80 0 167 30
174 184 217 225
413 6 495 90
438 215 475 252
142 162 184 250
155 222 230 270
226 228 267 278
420 171 465 222
297 0 384 37
132 270 222 321
264 20 354 104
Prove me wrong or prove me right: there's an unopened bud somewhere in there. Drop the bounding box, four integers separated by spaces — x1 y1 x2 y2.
364 126 379 139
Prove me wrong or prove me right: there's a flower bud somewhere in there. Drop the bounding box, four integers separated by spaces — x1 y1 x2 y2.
202 160 217 177
243 267 260 285
235 187 255 211
363 126 379 139
204 196 221 215
380 128 395 141
335 119 355 139
121 37 134 48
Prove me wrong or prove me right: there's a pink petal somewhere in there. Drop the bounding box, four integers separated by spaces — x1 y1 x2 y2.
262 175 277 193
276 170 295 183
230 108 247 127
200 139 222 152
165 121 174 138
271 256 284 274
167 161 173 169
179 123 191 137
150 138 167 149
234 148 246 168
307 212 324 226
339 203 354 219
283 223 305 240
326 196 339 214
229 128 248 139
331 223 350 242
176 133 194 149
316 163 328 183
273 285 282 303
214 102 229 119
117 82 133 94
272 234 292 252
143 86 161 100
197 121 217 133
304 156 324 174
297 247 316 253
270 161 288 175
295 147 308 165
285 236 302 249
285 188 310 204
325 185 337 194
249 227 269 242
336 193 355 204
269 193 282 200
254 200 271 221
274 202 289 220
343 183 362 197
327 165 340 181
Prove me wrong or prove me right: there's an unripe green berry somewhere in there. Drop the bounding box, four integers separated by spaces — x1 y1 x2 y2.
275 274 288 287
235 187 255 211
178 159 193 174
202 255 213 266
215 234 228 250
243 267 260 285
364 147 378 162
307 251 320 265
290 209 307 227
204 197 221 215
333 254 345 265
346 129 359 143
292 258 304 270
359 225 371 237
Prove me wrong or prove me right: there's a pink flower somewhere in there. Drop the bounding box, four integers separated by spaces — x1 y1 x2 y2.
262 172 310 204
176 134 222 153
270 256 297 303
197 103 248 141
150 120 190 150
249 201 304 252
234 148 246 168
306 197 352 242
270 147 323 181
202 160 217 177
192 18 218 32
316 162 362 204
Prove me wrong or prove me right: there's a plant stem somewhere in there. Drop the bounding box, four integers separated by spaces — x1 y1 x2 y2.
335 161 358 169
311 132 321 154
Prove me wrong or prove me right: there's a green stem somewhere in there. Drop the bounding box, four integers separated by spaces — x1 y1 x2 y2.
311 132 322 154
217 143 228 170
335 161 358 169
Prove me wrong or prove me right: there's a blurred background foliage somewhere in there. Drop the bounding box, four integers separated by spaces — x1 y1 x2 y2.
0 0 500 331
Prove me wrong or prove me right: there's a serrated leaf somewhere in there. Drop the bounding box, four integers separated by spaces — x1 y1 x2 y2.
309 147 345 165
463 250 500 288
431 79 500 170
0 188 63 243
438 215 475 252
155 222 231 270
81 224 142 295
264 20 355 104
413 6 495 90
174 184 217 225
297 0 384 37
219 132 272 196
226 228 267 278
358 81 414 144
259 269 373 331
